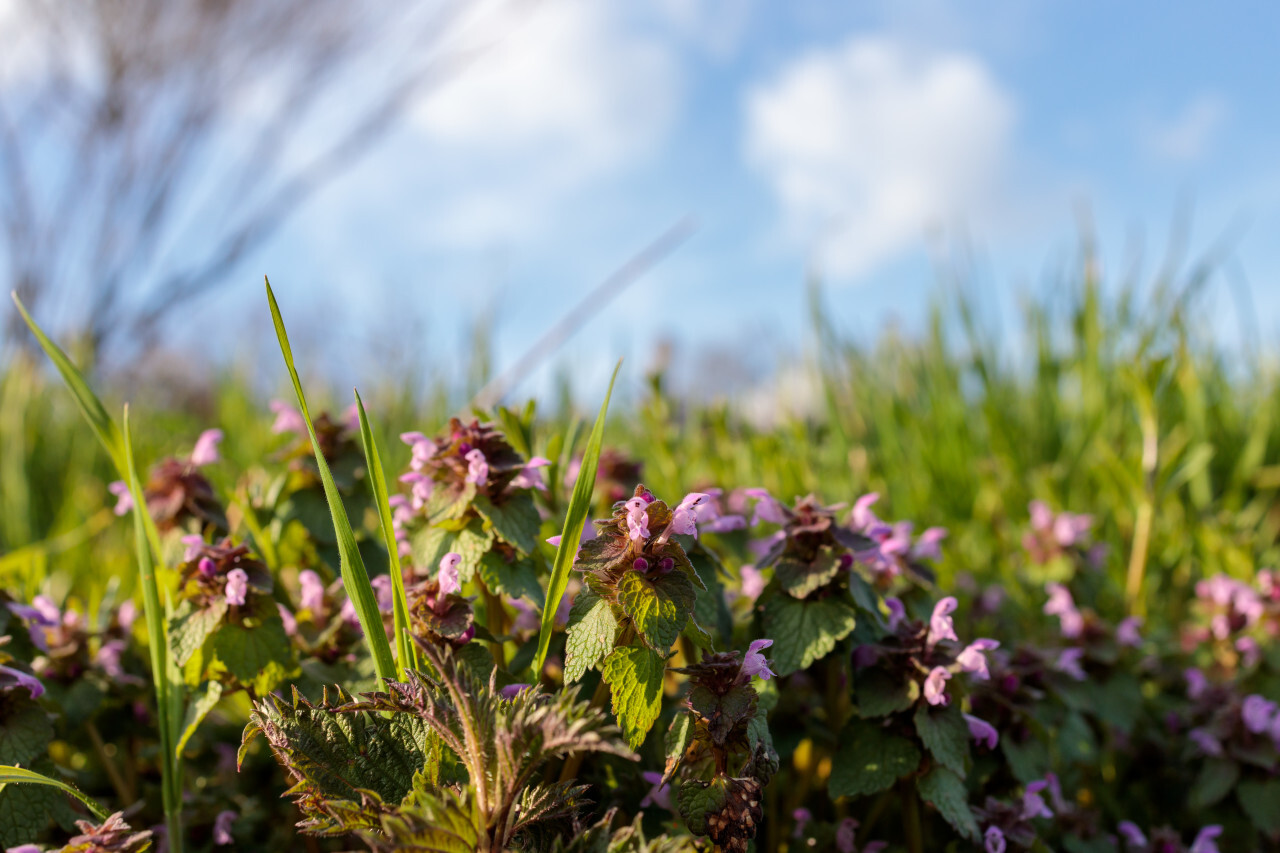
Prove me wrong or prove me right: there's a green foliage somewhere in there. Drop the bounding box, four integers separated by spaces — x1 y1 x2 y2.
828 719 921 799
761 593 857 676
616 569 695 652
602 641 666 749
916 765 980 842
564 591 620 683
913 703 969 776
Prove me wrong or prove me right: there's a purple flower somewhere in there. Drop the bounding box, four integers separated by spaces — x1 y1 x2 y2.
1055 648 1087 681
667 492 711 539
370 574 394 614
1238 636 1261 668
964 713 999 749
625 497 650 542
1021 780 1053 819
851 493 880 530
1116 616 1142 648
884 597 906 630
744 488 787 526
792 807 812 839
912 527 948 561
1189 727 1224 757
1053 511 1092 547
639 770 672 811
269 400 306 435
742 639 776 681
1242 694 1278 734
299 570 325 614
739 565 766 601
438 553 462 597
835 818 858 853
189 429 223 466
198 557 217 577
1044 583 1084 638
224 569 248 606
464 448 489 486
704 514 747 533
0 664 44 698
213 809 236 845
399 432 437 470
926 597 958 649
179 534 205 562
8 845 42 853
984 826 1007 853
510 456 551 491
399 471 433 510
108 480 134 515
924 667 951 706
1116 822 1147 848
957 638 1000 680
1190 826 1223 853
500 683 531 699
1185 668 1210 700
277 604 298 637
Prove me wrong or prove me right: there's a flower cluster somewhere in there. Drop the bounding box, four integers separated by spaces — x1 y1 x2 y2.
108 428 226 530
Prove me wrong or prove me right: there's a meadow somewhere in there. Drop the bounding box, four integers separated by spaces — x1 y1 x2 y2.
1 251 1279 852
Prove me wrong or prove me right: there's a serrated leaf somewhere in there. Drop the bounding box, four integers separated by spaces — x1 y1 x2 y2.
603 642 666 749
175 681 223 757
170 598 229 668
746 713 779 782
1238 778 1280 835
828 719 921 799
761 594 857 676
675 776 730 836
477 548 544 606
616 569 695 652
474 492 541 555
664 710 694 780
917 765 979 841
413 523 492 585
366 787 484 852
564 592 620 683
855 668 917 718
914 703 969 776
1189 758 1239 809
774 547 842 598
207 597 297 694
0 692 53 767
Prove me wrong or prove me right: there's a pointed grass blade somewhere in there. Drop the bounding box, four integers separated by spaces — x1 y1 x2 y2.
0 765 110 821
354 389 418 678
264 279 397 686
533 359 622 674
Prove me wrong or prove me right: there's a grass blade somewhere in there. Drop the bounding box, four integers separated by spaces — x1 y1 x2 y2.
264 278 397 686
0 765 110 821
354 388 418 678
533 359 622 674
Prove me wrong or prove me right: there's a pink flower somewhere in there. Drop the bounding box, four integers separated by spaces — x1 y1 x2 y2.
964 713 999 749
277 604 298 637
500 683 531 699
984 826 1007 853
269 400 306 435
1021 780 1053 819
1044 583 1084 639
0 664 44 698
792 808 812 839
739 565 766 601
924 667 951 706
1116 617 1142 648
835 818 858 853
742 639 776 680
299 570 325 614
399 432 436 470
884 597 906 631
851 493 880 530
1055 648 1087 681
957 639 1000 680
1185 668 1210 700
438 553 462 597
703 514 747 533
1116 821 1147 848
1190 826 1223 853
225 569 249 606
668 492 711 538
640 771 672 811
926 597 958 649
370 575 394 614
213 809 236 845
1189 727 1223 757
744 488 787 526
189 429 223 466
625 497 650 542
912 527 948 561
464 449 489 486
510 456 551 491
108 480 134 515
1053 511 1092 547
180 534 205 562
399 471 433 510
1242 694 1277 734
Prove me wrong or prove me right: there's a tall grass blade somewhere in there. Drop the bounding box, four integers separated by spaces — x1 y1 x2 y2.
354 389 417 678
0 765 110 821
533 359 621 674
264 279 397 686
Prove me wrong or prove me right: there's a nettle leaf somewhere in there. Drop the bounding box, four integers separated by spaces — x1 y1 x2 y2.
426 481 478 524
855 668 918 718
682 617 715 653
746 712 780 783
0 691 54 767
1190 758 1240 809
176 680 224 757
477 548 544 606
170 598 229 668
664 710 694 780
914 703 969 776
829 719 921 799
689 684 757 745
685 541 734 643
603 641 666 749
413 523 492 584
473 492 541 556
916 765 980 842
762 593 857 676
1238 778 1280 835
364 787 484 853
677 775 763 852
774 546 842 599
617 569 696 653
207 596 298 695
564 591 620 684
676 776 730 837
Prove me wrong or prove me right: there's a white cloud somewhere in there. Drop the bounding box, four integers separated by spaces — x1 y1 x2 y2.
1143 95 1227 163
744 36 1014 279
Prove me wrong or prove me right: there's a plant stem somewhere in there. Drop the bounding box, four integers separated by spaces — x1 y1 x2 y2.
85 721 135 806
900 779 923 853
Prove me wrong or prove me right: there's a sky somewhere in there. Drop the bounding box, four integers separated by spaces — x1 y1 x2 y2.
14 0 1280 403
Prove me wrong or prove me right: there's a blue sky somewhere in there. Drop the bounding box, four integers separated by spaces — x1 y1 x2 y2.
196 0 1280 401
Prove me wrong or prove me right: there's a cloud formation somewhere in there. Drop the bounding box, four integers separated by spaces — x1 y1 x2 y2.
744 36 1014 278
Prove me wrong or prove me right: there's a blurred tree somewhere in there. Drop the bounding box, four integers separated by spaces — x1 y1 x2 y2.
0 0 487 359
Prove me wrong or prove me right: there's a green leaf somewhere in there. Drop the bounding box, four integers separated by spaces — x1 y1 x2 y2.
855 668 917 718
686 543 733 643
664 709 694 780
828 719 921 799
0 764 110 821
477 548 544 606
1238 778 1280 835
0 692 53 767
563 591 620 684
176 681 224 758
774 547 842 598
355 390 417 678
535 359 622 674
1189 758 1239 809
682 616 715 653
0 764 79 848
916 765 980 842
474 491 541 555
762 594 857 676
1002 735 1051 784
1056 712 1097 764
676 776 730 837
266 279 397 686
413 523 493 585
914 703 969 776
616 569 695 652
170 598 229 668
207 597 297 694
602 641 666 749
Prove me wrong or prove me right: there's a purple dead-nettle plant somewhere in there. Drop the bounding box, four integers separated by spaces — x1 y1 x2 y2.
848 492 948 586
404 552 476 648
1113 823 1224 853
1022 500 1102 567
108 427 227 531
1183 572 1274 673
